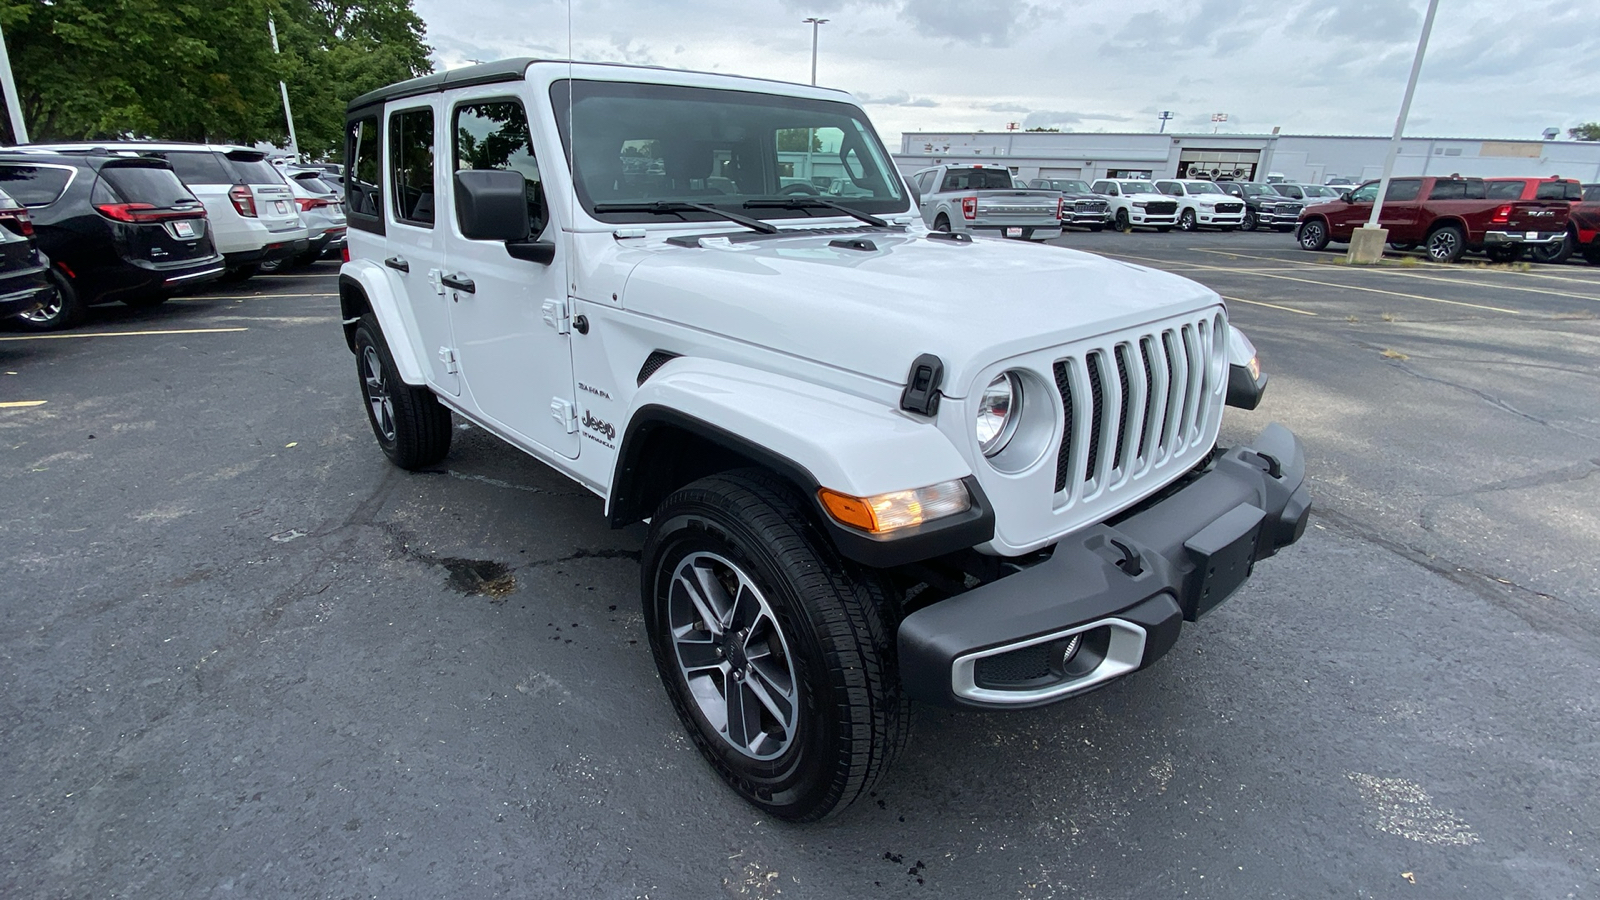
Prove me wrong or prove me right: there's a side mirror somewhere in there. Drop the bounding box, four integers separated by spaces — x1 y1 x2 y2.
1341 192 1354 203
454 169 555 265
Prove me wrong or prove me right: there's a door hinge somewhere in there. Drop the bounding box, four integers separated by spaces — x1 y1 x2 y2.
427 268 446 296
550 398 577 433
541 298 571 335
438 346 458 375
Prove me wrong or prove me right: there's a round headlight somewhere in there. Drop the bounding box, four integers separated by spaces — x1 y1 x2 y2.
976 372 1022 457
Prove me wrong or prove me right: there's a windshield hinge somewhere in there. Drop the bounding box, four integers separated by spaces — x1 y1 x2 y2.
541 298 571 335
437 346 458 375
550 398 578 433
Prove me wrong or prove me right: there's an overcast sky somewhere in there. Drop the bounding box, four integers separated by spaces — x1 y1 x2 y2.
413 0 1596 144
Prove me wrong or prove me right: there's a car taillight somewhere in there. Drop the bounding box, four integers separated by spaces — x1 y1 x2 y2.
340 246 350 263
1056 197 1065 220
1492 204 1512 225
961 196 978 220
229 185 257 217
95 203 207 223
0 207 32 237
294 197 332 211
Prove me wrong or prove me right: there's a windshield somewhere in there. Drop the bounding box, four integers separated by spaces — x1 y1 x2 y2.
1186 182 1223 194
1119 181 1162 194
1047 179 1089 192
1303 185 1338 198
1239 183 1272 196
552 80 905 224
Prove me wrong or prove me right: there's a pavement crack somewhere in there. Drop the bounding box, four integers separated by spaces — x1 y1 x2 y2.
432 469 590 497
1418 459 1600 532
1387 360 1598 443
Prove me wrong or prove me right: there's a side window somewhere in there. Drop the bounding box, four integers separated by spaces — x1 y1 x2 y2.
0 164 73 206
345 113 383 226
941 171 961 191
1348 182 1380 203
1386 179 1422 202
389 107 436 226
1428 180 1466 200
159 151 233 185
1535 180 1581 201
454 99 545 236
916 171 936 195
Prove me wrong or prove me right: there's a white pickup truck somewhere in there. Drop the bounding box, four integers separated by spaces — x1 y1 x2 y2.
339 59 1306 822
907 164 1063 240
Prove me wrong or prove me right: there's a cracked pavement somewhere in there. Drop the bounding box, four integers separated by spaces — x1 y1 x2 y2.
2 236 1597 899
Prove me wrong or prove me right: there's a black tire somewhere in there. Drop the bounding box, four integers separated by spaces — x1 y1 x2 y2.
1297 218 1330 251
1274 225 1295 232
1484 245 1523 264
1241 209 1258 232
1526 232 1574 264
120 292 170 308
1114 209 1130 231
933 214 951 232
1584 242 1600 266
1178 209 1197 231
1389 241 1418 251
1425 225 1466 263
14 268 88 332
221 264 258 283
352 314 452 470
641 469 909 822
257 257 289 275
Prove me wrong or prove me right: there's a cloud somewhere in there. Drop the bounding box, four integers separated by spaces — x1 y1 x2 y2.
900 0 1045 47
1294 0 1419 40
857 90 940 108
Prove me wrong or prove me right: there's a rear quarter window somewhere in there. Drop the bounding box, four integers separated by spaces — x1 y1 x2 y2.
1535 181 1582 201
291 174 334 193
226 157 286 185
96 164 197 207
0 164 74 206
1486 181 1524 200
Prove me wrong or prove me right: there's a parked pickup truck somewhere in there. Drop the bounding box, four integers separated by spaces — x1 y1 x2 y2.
1484 176 1583 263
908 164 1063 240
1571 184 1600 265
341 59 1309 822
1091 179 1179 231
1028 178 1109 231
1295 176 1570 263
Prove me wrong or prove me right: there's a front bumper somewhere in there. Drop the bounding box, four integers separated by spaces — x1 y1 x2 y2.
899 423 1310 709
1129 211 1178 226
1484 230 1565 246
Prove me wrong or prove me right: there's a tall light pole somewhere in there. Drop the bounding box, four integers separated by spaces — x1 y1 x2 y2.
803 17 829 86
268 15 300 161
1351 0 1440 263
0 20 28 144
1157 111 1174 134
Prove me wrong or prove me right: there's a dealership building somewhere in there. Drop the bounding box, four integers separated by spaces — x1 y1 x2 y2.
892 131 1600 186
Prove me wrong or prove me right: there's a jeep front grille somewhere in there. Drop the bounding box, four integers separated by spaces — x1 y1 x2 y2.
1051 315 1224 504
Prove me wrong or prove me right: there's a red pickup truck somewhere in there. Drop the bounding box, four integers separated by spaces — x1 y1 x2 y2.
1571 184 1600 265
1295 176 1570 263
1484 177 1583 262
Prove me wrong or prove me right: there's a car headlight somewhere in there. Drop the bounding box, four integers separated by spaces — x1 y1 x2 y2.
1132 200 1148 208
976 372 1022 457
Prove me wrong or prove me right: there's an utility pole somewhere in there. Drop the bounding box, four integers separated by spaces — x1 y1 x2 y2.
268 15 300 161
0 20 28 144
1351 0 1440 263
803 17 829 86
1157 111 1174 134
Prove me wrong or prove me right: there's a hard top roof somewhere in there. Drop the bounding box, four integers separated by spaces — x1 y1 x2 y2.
0 148 178 169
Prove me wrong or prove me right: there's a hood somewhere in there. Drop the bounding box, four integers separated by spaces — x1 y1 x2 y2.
1059 191 1106 202
617 229 1220 397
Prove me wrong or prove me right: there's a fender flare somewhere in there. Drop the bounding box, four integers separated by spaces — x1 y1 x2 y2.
610 358 994 568
339 261 428 386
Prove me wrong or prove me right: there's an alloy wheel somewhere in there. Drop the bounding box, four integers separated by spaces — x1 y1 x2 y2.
667 551 799 760
18 291 63 324
1428 230 1460 262
361 345 396 442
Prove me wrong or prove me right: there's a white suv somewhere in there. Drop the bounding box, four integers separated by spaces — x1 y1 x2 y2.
339 59 1308 822
27 142 309 279
1154 179 1247 231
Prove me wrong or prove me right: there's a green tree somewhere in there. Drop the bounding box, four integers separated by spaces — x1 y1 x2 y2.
1568 123 1600 141
0 0 430 157
776 128 822 152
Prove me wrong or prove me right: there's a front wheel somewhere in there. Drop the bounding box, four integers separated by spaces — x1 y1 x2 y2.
1297 218 1330 251
352 314 452 469
1241 209 1258 231
1178 209 1198 231
1526 233 1573 264
642 470 909 822
932 214 951 232
1114 209 1130 231
1426 225 1466 263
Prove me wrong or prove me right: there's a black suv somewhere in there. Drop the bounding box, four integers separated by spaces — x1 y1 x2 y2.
0 152 225 330
0 187 55 321
1213 181 1303 232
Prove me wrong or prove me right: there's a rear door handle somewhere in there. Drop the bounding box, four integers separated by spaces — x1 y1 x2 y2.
440 273 475 294
384 256 410 273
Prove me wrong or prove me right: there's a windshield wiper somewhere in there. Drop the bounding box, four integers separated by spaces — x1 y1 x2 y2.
591 201 778 234
743 197 888 228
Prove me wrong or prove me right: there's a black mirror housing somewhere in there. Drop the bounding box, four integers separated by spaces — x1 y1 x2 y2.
455 169 531 242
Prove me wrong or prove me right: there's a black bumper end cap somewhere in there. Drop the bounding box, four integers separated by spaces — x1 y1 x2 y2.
1226 364 1268 410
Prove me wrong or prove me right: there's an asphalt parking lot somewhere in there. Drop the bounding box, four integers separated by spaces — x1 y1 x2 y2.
3 232 1597 899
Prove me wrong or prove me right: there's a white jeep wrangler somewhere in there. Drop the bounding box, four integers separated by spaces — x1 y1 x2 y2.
338 59 1307 821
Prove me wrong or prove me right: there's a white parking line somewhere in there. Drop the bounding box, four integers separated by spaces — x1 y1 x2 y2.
0 327 248 342
1102 251 1526 315
177 292 337 301
0 400 48 408
1222 295 1319 316
1193 248 1600 301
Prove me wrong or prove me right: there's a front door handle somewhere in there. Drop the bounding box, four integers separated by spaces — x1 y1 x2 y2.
384 256 410 273
440 273 475 294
